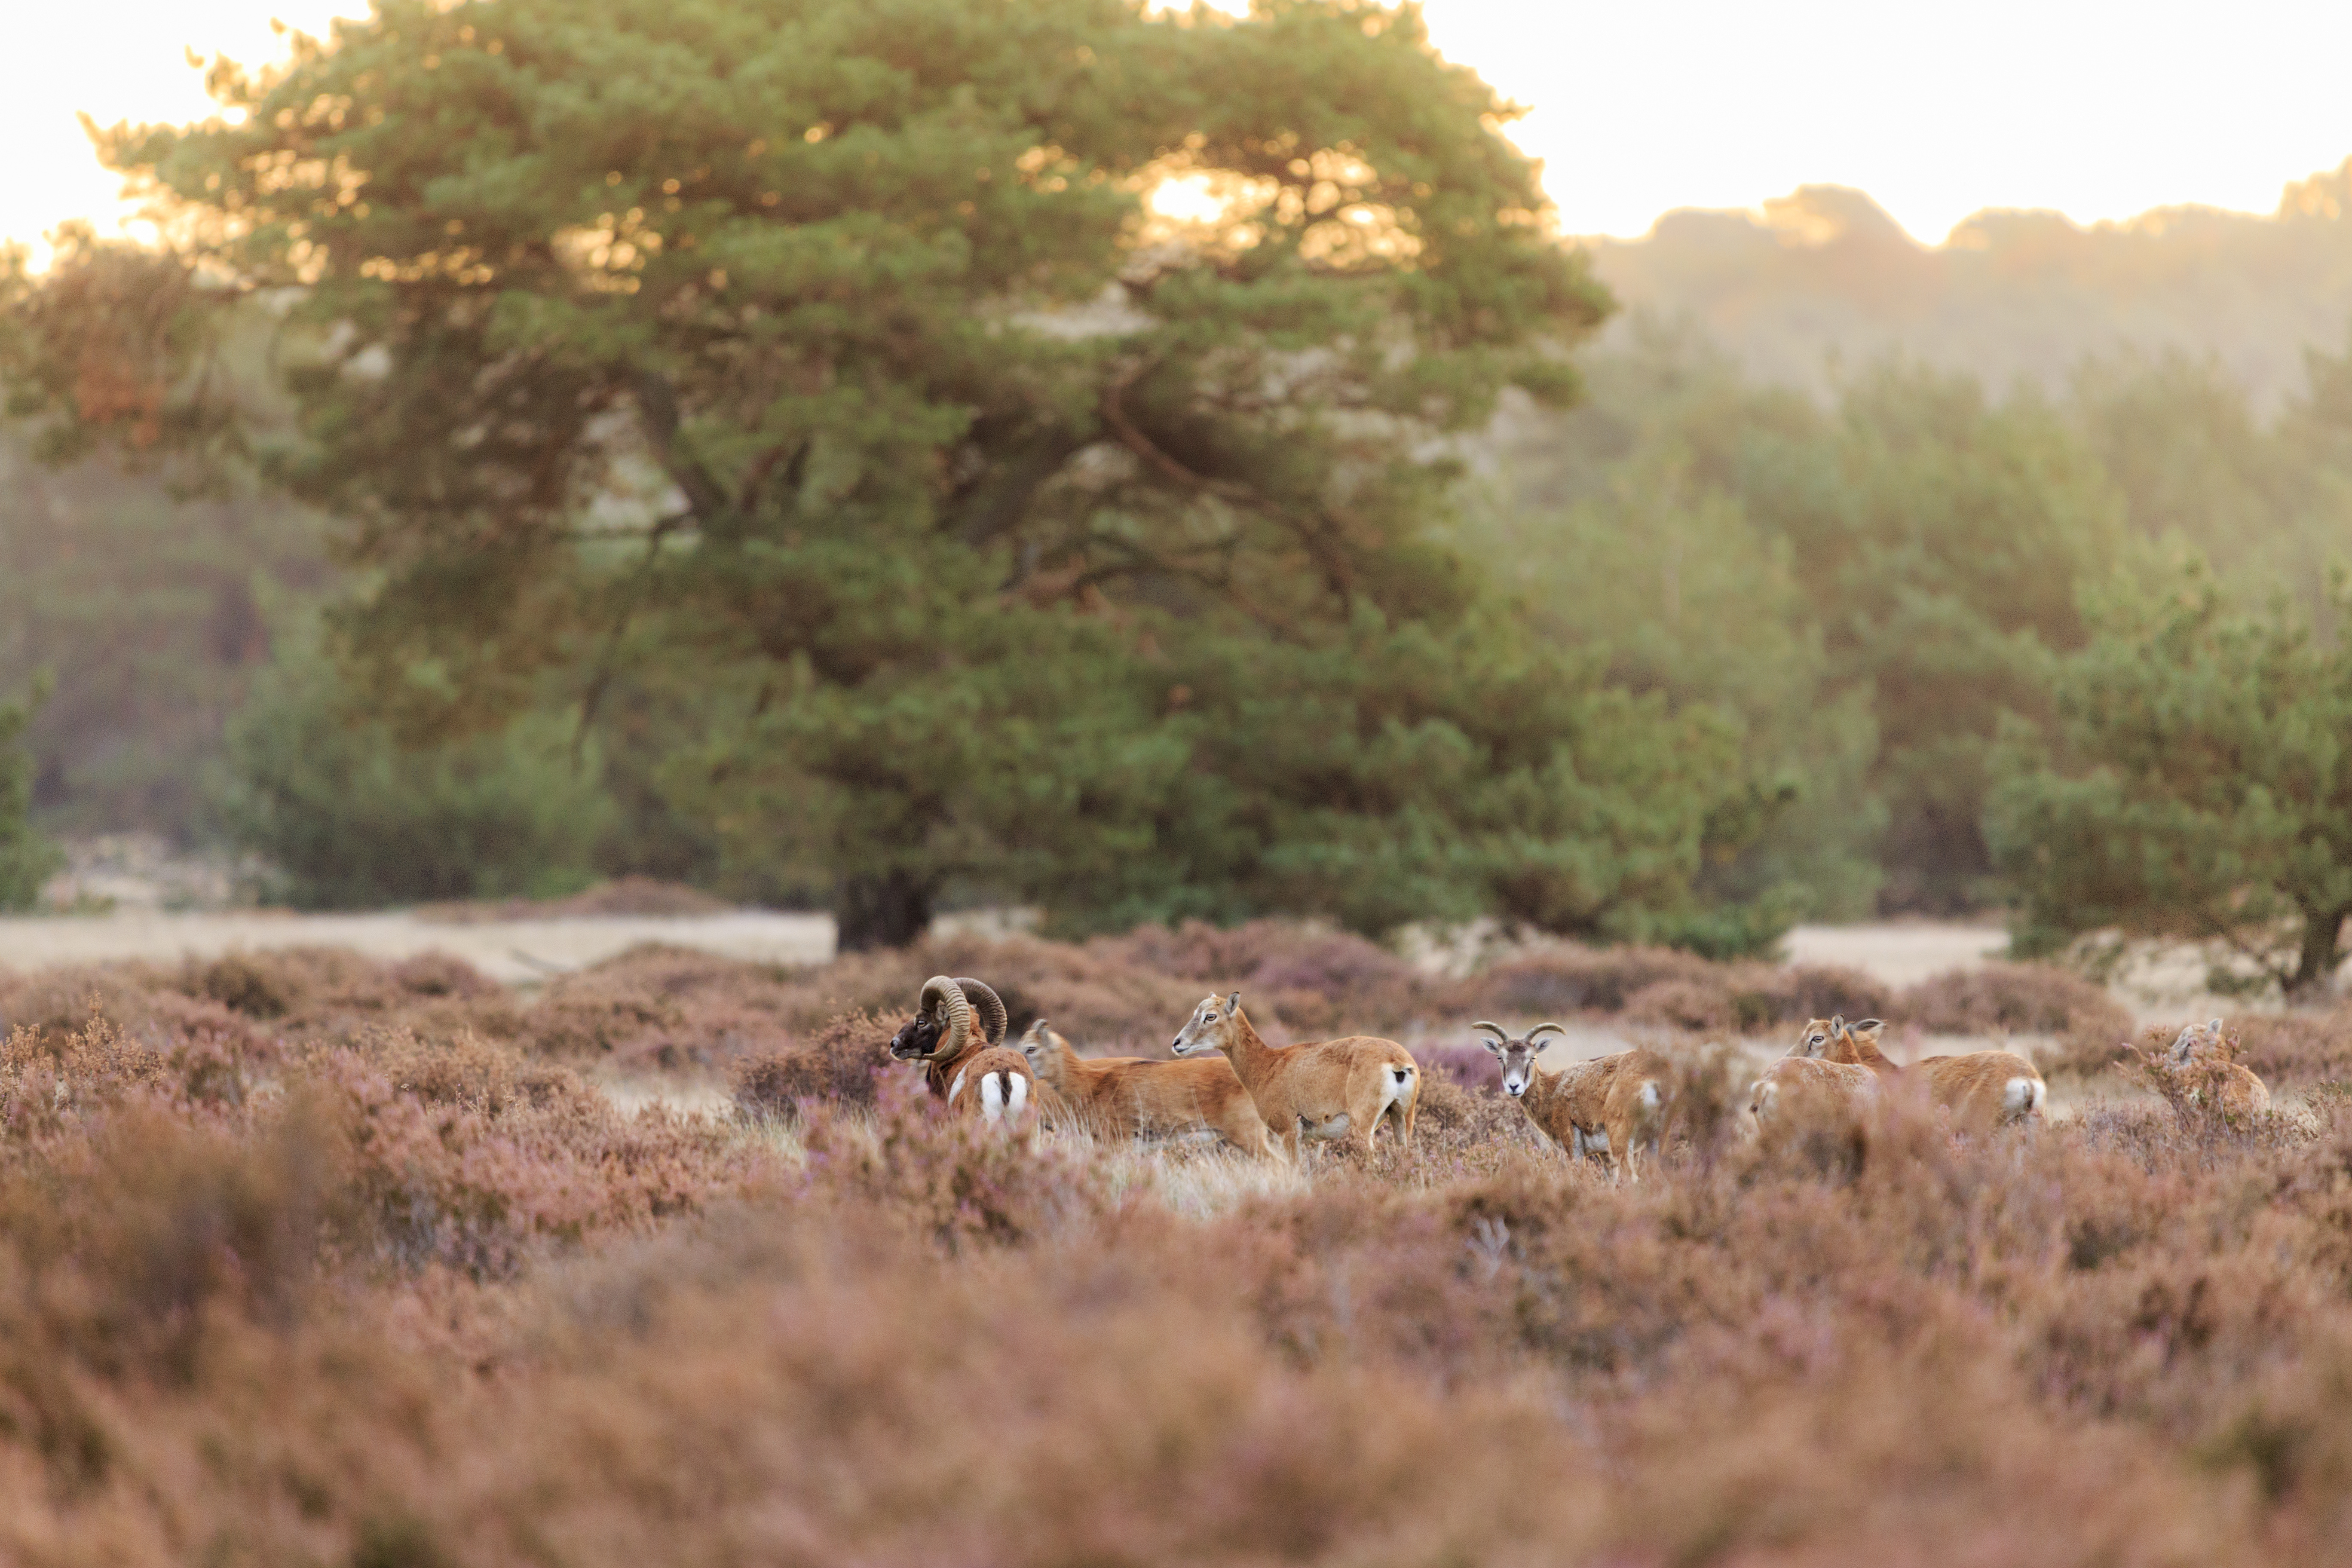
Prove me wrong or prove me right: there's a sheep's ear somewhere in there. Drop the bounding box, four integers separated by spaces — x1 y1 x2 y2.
2208 1018 2224 1034
1223 991 1241 1017
1853 1018 1883 1035
1829 1015 1846 1032
1479 1037 1506 1056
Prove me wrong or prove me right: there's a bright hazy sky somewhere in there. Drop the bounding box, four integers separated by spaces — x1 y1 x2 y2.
8 0 2352 257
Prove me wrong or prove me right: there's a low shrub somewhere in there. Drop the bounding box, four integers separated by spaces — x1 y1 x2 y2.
1775 964 1896 1028
341 1025 597 1116
1895 960 2126 1036
1621 977 1741 1034
2231 1009 2352 1088
300 1041 753 1280
1080 920 1432 1038
1408 1072 1525 1157
1896 962 2134 1076
0 964 261 1058
796 1075 1100 1254
1453 944 1715 1017
1412 1038 1496 1093
1454 947 1888 1038
522 945 816 1070
219 653 612 908
154 946 513 1045
385 951 500 1000
730 1011 892 1117
1654 1040 1757 1170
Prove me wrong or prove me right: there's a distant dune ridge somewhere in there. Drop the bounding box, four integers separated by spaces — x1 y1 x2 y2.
1585 158 2352 408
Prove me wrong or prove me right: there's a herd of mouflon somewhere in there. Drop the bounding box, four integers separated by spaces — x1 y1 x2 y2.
887 974 2272 1171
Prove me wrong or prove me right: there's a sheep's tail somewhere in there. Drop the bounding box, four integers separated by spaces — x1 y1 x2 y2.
2005 1076 2047 1120
980 1071 1029 1124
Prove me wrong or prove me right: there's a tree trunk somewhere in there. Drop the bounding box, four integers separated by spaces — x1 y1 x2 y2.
836 870 934 952
2287 906 2349 998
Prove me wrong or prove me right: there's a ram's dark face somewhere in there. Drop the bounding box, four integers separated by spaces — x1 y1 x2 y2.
888 1012 944 1061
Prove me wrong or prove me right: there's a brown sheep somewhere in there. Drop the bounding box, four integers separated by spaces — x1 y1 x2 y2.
1169 992 1418 1162
887 976 1036 1124
1018 1020 1274 1158
1473 1021 1669 1182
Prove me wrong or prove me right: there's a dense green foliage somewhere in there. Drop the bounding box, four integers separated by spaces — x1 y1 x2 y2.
0 443 329 838
0 685 60 910
1469 318 2352 937
12 5 2352 956
1988 574 2352 993
1470 326 2131 913
220 644 616 909
0 439 718 903
19 282 2352 945
6 0 1807 948
2071 344 2352 629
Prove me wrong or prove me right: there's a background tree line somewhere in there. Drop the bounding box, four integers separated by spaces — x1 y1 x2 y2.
7 0 2352 982
1587 168 2352 411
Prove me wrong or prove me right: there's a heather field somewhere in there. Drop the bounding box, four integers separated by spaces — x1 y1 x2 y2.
0 925 2340 1564
17 0 2352 1561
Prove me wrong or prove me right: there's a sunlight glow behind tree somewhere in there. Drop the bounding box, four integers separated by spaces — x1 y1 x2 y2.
8 0 2352 255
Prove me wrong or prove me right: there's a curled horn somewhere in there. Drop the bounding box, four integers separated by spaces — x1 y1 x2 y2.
919 975 974 1057
1527 1022 1568 1041
1471 1020 1510 1042
956 978 1008 1046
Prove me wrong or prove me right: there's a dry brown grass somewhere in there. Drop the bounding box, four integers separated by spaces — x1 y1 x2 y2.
0 935 2348 1562
7 928 2352 1560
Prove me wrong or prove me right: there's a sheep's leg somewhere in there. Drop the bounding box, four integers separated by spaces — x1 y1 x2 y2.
1348 1079 1387 1158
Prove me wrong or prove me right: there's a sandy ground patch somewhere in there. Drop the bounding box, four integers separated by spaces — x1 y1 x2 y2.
0 909 836 984
0 912 2016 991
1781 920 2009 986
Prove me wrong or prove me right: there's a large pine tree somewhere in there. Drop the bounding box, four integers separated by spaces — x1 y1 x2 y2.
7 0 1767 946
